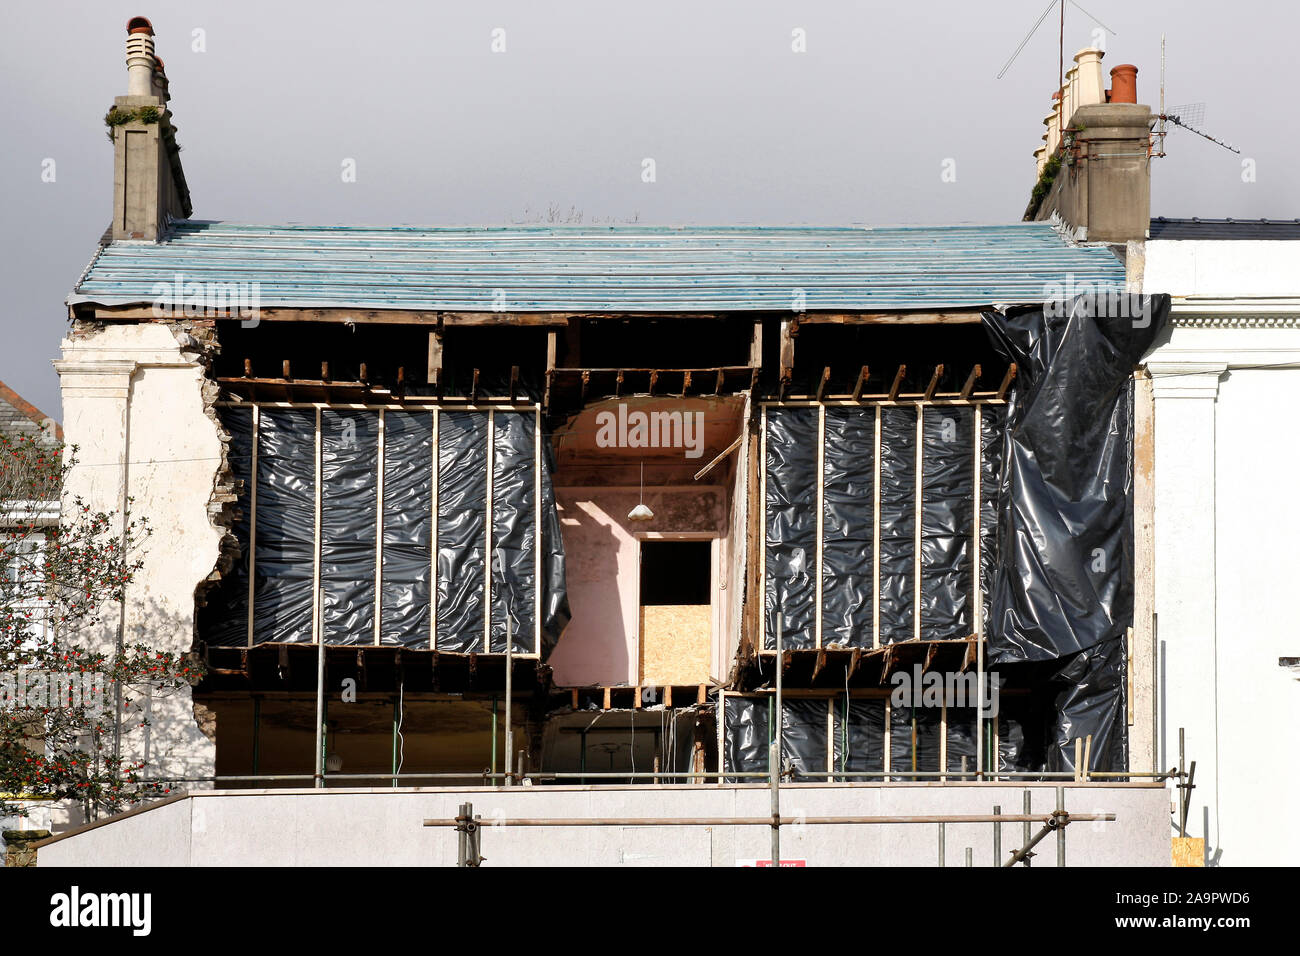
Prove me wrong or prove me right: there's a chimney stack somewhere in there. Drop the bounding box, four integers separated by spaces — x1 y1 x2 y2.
1024 48 1150 244
110 16 191 241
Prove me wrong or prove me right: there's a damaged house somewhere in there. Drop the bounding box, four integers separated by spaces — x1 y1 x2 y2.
37 21 1209 865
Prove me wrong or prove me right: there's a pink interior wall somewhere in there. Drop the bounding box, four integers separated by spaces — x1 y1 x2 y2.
548 487 726 688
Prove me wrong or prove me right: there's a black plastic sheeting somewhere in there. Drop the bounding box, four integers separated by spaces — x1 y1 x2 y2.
204 406 569 655
198 406 253 646
982 294 1168 771
252 408 317 644
436 411 489 653
764 407 817 649
725 696 1028 780
782 699 829 780
821 408 875 646
489 412 536 653
320 410 378 645
722 698 828 780
381 411 432 646
979 405 1005 629
832 700 884 777
920 407 974 640
877 407 916 643
723 695 769 781
538 439 570 654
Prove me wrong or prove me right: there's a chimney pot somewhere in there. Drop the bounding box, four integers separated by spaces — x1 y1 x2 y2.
1109 64 1139 104
125 17 157 98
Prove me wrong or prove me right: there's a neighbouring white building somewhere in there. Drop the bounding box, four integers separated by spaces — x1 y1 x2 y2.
1140 220 1300 866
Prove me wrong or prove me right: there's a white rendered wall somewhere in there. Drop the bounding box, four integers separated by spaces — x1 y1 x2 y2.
1144 239 1300 866
53 323 219 821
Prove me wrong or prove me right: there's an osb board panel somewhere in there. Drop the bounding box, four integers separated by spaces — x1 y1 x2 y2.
1171 837 1204 867
640 604 711 686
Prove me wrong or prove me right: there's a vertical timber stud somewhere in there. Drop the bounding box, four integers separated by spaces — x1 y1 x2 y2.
759 405 768 653
430 409 439 650
883 698 891 777
873 405 881 649
534 404 542 655
974 404 984 777
313 407 323 647
313 407 324 789
940 696 948 782
484 410 495 653
914 405 923 643
815 403 826 648
374 409 385 646
825 698 834 782
247 404 260 648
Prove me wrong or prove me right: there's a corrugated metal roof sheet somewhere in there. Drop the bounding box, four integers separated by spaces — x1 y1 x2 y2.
1150 217 1300 240
69 220 1125 313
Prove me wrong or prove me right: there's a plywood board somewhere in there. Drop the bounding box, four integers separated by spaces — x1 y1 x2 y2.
639 604 711 686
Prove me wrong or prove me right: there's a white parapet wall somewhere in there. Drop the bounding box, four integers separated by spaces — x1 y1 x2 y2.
36 784 1173 867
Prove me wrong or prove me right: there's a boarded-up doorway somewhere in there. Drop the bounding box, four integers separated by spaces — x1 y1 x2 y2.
638 539 712 686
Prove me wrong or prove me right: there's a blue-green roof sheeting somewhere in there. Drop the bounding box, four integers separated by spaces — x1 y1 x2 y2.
69 221 1125 313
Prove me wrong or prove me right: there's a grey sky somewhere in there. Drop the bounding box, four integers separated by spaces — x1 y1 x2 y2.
1 0 1291 417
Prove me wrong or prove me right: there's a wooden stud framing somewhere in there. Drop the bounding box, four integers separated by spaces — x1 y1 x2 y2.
534 405 543 655
913 405 923 643
312 407 323 646
815 403 826 649
883 698 891 776
873 405 882 650
940 696 948 782
924 365 944 400
996 363 1018 400
815 366 831 402
374 409 385 646
430 409 439 650
851 366 870 401
887 365 907 402
960 365 981 400
973 404 983 645
247 405 259 648
484 410 495 654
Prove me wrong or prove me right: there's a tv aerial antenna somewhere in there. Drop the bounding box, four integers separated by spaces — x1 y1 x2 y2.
1153 35 1240 156
996 0 1116 95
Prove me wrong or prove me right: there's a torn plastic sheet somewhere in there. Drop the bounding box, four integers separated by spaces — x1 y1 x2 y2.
979 404 1005 629
199 405 252 646
821 408 875 647
320 410 378 646
764 407 817 649
252 408 316 644
381 411 432 646
437 411 488 652
982 293 1168 771
1049 636 1128 772
489 411 536 653
877 407 916 643
538 438 570 655
920 407 974 641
